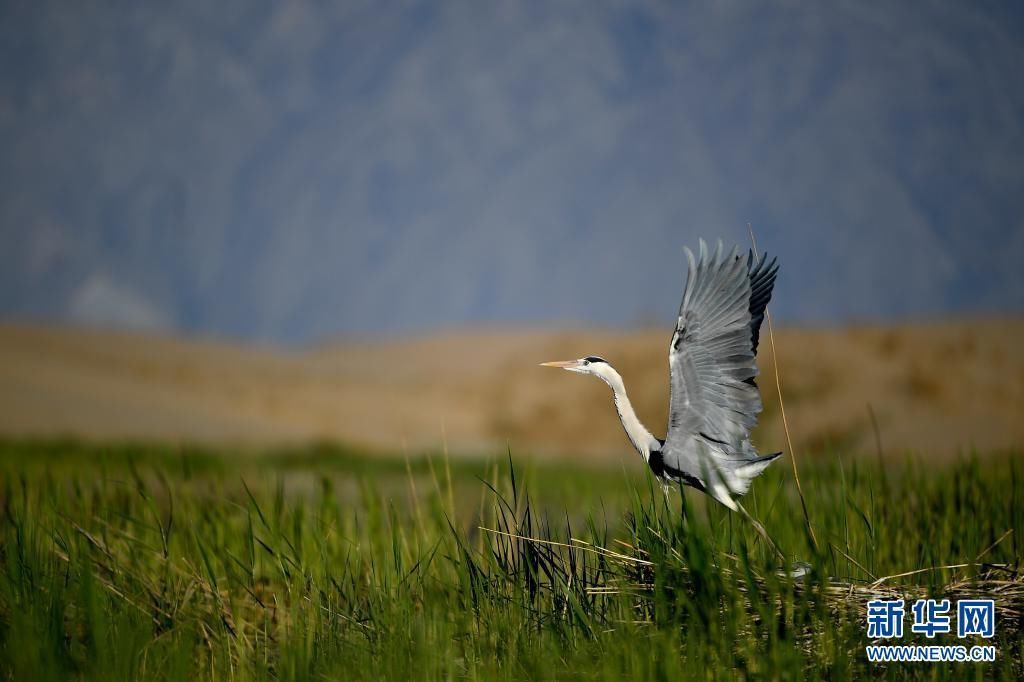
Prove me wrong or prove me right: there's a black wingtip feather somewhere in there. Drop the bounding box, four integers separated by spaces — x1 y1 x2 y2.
747 251 779 355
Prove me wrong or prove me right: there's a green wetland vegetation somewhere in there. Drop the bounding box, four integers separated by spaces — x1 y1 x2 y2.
0 439 1021 680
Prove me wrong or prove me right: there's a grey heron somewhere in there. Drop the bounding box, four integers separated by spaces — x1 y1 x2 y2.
542 239 781 511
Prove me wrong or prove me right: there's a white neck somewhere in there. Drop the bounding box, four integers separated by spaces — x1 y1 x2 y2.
591 364 660 461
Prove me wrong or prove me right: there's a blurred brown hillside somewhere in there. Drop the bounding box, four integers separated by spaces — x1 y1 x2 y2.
0 320 1020 461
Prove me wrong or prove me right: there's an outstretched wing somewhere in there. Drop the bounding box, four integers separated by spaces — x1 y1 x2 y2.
747 250 779 357
664 240 768 452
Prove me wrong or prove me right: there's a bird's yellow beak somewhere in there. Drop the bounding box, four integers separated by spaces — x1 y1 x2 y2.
539 360 581 369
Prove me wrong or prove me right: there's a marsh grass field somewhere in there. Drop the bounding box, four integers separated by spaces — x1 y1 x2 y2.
1 439 1022 680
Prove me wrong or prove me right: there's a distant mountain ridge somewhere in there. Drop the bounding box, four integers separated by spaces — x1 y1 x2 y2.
1 1 1022 342
0 320 1021 459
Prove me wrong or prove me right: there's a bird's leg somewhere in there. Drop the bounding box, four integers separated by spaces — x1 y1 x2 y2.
734 500 786 563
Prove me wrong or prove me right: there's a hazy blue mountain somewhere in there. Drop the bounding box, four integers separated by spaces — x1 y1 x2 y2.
1 1 1022 342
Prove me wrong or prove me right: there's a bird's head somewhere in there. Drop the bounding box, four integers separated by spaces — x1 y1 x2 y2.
539 356 612 378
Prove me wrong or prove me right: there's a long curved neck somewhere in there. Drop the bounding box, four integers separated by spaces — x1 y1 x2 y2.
595 365 659 461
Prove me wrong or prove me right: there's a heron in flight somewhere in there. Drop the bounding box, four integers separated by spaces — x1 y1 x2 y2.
542 240 781 511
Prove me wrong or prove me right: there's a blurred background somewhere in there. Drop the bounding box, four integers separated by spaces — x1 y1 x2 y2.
0 1 1021 461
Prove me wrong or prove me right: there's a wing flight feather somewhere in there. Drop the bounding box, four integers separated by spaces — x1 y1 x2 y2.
665 240 775 452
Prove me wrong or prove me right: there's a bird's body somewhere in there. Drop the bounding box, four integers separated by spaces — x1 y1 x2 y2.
542 240 781 510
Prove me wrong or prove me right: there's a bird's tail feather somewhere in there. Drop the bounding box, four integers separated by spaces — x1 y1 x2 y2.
728 452 783 496
738 451 783 477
